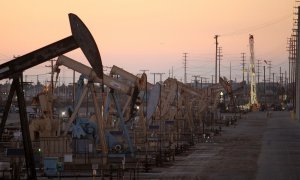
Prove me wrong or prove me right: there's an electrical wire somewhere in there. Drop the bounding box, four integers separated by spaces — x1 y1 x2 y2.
220 13 292 37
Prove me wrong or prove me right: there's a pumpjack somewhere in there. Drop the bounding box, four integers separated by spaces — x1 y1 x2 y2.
0 14 103 179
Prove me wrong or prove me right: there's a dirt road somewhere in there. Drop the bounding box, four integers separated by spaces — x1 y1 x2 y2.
140 111 300 180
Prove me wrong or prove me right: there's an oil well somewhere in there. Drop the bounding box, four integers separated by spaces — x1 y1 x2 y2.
0 14 250 179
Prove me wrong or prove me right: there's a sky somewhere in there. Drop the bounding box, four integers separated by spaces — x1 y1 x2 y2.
0 0 295 85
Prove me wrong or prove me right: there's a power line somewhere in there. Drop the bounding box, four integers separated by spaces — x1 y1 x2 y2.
220 13 292 37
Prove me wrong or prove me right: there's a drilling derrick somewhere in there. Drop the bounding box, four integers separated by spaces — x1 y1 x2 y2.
249 34 258 109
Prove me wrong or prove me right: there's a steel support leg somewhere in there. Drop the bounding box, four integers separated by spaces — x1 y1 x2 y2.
14 76 37 179
110 91 135 157
0 79 16 140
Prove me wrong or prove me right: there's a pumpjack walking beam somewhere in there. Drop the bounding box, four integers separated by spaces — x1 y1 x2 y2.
0 13 103 179
0 14 102 80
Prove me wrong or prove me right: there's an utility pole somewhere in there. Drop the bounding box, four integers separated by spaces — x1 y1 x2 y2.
263 60 269 105
73 70 75 109
192 75 200 88
280 67 282 86
150 73 158 84
151 73 165 84
140 69 149 74
287 37 292 91
264 66 266 106
292 33 297 109
257 59 261 95
295 5 300 119
157 73 165 84
194 76 205 89
285 70 287 90
268 61 272 84
280 68 284 104
215 35 219 84
200 77 205 89
272 73 275 102
202 77 208 88
290 35 296 107
241 53 246 83
230 61 232 81
183 53 188 84
45 59 56 94
218 47 223 81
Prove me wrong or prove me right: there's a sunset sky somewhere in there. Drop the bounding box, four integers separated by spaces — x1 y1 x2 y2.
0 0 295 84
